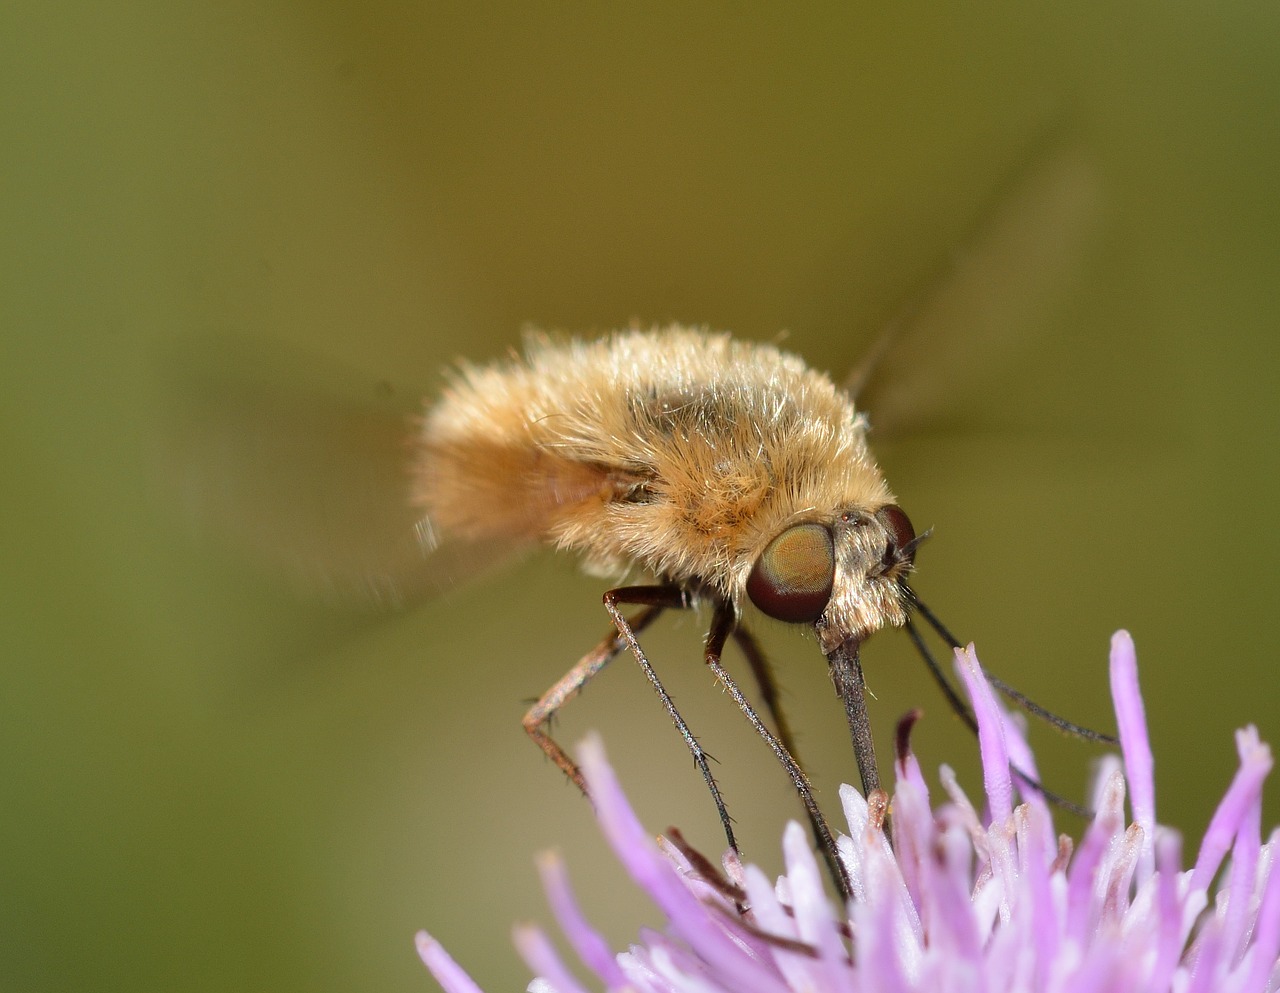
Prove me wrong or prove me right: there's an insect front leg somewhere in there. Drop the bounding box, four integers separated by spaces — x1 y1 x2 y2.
706 605 852 901
733 626 804 770
601 585 741 858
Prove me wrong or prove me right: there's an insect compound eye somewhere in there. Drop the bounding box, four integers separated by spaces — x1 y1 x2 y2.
875 504 916 564
746 523 836 624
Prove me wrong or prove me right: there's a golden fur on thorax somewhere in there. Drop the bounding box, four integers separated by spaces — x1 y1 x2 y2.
414 326 909 643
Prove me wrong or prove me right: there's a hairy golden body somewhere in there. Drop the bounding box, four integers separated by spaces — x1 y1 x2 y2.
412 325 927 897
414 327 910 648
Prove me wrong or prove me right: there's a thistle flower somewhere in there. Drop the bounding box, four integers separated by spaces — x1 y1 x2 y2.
417 632 1280 992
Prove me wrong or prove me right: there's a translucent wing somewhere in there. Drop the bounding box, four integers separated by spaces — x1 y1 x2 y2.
155 335 529 610
846 143 1103 437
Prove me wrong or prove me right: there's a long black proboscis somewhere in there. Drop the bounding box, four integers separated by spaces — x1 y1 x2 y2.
825 639 880 797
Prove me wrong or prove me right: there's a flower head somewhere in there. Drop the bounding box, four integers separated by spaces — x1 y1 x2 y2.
418 632 1280 992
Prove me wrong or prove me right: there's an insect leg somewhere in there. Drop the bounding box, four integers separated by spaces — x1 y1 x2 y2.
709 607 853 901
904 601 1104 818
732 627 804 767
910 593 1116 744
904 616 978 734
734 626 856 894
523 602 667 795
601 585 741 858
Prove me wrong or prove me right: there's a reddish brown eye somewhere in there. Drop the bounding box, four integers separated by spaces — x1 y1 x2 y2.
746 523 835 624
875 504 916 563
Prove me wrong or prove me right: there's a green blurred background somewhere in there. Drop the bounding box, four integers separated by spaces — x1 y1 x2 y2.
4 3 1278 991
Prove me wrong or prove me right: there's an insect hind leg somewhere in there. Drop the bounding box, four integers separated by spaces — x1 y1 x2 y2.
525 585 741 859
522 601 666 794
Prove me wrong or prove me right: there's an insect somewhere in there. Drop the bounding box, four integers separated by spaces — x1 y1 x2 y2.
165 150 1111 901
411 326 931 895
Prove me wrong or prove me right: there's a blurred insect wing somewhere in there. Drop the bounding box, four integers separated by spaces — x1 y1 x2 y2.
157 334 529 609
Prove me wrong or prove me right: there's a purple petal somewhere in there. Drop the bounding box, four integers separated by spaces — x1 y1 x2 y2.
1148 830 1185 990
888 776 931 922
780 821 851 992
513 924 592 993
578 735 790 993
416 932 488 993
1221 737 1265 967
1014 803 1060 984
1064 767 1124 944
859 825 922 981
837 785 871 904
1098 823 1142 926
1242 829 1280 991
536 852 630 991
984 815 1019 929
1185 912 1227 993
1110 629 1157 888
855 878 911 993
954 644 1013 826
1191 728 1273 892
416 633 1280 993
921 818 986 965
739 864 821 993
